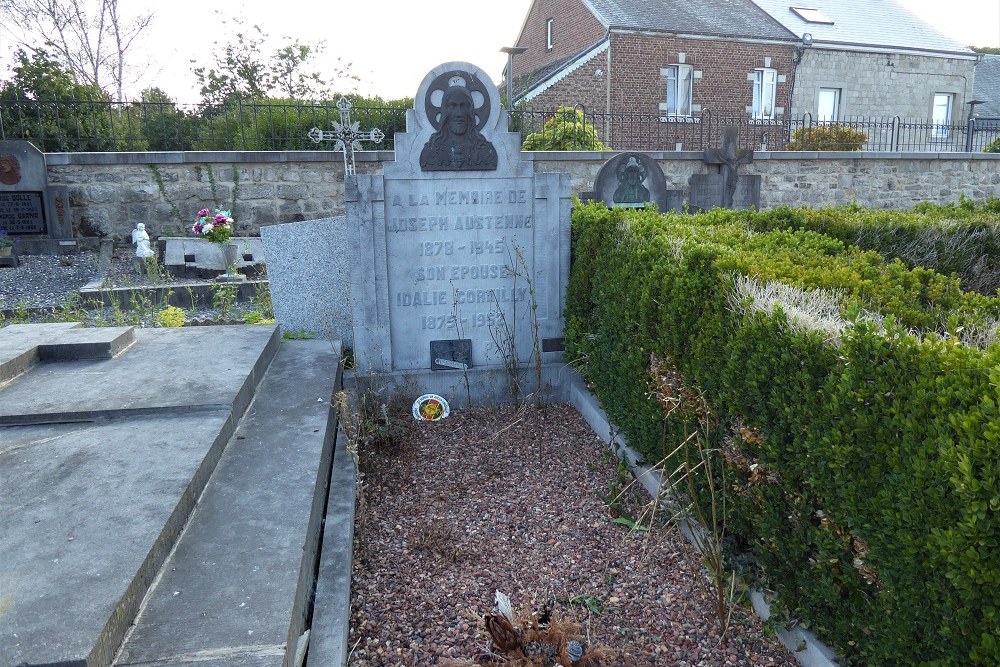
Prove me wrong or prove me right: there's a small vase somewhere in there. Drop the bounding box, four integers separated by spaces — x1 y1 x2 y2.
216 241 246 283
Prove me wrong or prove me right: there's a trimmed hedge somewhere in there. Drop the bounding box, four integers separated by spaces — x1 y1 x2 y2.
734 202 1000 296
566 202 1000 665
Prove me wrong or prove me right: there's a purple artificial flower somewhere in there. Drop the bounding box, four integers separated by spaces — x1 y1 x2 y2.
197 208 210 218
213 213 228 225
193 223 202 234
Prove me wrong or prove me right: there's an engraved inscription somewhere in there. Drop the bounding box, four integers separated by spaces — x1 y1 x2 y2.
385 177 534 365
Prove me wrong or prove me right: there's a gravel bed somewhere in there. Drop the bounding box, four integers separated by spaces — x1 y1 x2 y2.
0 252 103 310
349 404 795 667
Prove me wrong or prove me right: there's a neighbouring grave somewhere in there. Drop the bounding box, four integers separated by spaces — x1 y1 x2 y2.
0 140 72 243
260 217 353 343
689 127 761 211
161 237 265 278
346 62 571 382
588 152 682 212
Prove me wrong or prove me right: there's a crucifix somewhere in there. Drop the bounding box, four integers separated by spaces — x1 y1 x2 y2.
703 126 754 208
308 96 385 179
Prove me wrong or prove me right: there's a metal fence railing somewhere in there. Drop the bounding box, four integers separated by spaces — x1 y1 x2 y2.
3 95 1000 154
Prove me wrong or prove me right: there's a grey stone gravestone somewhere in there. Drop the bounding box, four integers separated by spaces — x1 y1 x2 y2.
260 217 352 344
591 152 681 212
0 140 72 240
692 127 761 211
346 62 571 375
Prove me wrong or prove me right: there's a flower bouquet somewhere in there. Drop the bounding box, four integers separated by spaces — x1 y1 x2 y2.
192 208 234 244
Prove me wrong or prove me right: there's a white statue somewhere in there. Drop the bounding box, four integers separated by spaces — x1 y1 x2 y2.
132 223 154 259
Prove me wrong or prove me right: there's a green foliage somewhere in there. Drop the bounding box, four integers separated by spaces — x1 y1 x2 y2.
521 106 606 151
786 124 867 151
0 49 141 151
154 305 186 327
746 202 1000 296
191 14 357 106
984 137 1000 153
566 202 1000 665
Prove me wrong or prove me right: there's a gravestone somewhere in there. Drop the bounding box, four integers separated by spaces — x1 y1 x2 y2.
346 62 570 375
260 217 352 343
590 152 682 212
690 127 761 211
0 140 72 240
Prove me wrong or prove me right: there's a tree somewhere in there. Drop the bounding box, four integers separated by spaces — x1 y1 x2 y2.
0 0 153 101
191 14 357 105
0 48 130 150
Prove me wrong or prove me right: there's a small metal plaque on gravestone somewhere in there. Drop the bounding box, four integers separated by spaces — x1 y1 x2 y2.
0 140 52 236
430 339 472 370
592 152 671 211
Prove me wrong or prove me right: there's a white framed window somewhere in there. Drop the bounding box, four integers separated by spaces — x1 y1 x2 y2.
662 64 693 117
752 68 778 120
817 88 840 122
546 18 554 50
932 93 953 139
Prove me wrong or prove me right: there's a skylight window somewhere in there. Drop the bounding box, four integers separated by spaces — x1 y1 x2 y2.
790 7 834 24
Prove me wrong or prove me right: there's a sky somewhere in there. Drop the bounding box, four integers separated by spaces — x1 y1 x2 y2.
1 0 999 102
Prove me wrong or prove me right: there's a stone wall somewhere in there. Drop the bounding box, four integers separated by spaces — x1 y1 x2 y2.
44 150 1000 241
791 49 976 123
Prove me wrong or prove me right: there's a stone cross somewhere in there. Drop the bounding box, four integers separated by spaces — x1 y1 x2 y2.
308 97 385 179
704 127 753 208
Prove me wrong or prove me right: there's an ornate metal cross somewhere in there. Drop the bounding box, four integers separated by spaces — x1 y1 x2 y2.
308 96 385 178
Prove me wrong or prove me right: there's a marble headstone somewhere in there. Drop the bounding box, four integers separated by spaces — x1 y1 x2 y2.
346 62 571 372
688 173 761 211
259 219 351 343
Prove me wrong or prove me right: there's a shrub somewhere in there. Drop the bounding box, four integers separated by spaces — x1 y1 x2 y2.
154 306 186 328
984 136 1000 153
786 124 867 151
521 106 606 151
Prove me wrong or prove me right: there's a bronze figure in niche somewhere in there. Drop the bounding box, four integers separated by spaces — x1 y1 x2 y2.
613 155 650 204
420 72 498 171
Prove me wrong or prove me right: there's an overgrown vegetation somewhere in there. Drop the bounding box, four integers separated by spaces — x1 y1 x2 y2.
565 201 1000 665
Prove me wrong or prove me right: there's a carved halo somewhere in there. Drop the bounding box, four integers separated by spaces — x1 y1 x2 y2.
423 70 492 132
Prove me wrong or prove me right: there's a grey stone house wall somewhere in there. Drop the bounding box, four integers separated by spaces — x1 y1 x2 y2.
791 49 977 124
44 150 1000 242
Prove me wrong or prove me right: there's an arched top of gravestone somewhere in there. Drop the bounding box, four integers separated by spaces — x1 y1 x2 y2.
416 63 500 172
385 61 529 178
592 152 669 211
414 62 501 136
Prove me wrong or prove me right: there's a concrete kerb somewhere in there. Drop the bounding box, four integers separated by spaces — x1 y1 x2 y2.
308 427 357 667
563 369 841 667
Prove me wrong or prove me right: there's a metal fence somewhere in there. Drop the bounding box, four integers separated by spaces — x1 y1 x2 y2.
3 96 1000 154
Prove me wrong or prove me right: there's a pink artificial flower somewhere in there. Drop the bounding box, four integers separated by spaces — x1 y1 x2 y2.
213 213 228 225
197 208 210 218
192 223 202 234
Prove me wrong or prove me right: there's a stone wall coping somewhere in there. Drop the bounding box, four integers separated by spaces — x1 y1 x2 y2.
43 149 1000 166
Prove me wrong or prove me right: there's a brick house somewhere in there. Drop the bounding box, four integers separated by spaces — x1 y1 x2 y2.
506 0 977 150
